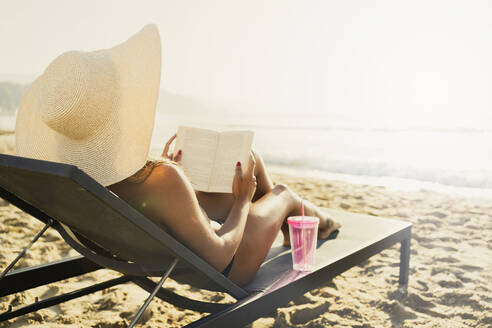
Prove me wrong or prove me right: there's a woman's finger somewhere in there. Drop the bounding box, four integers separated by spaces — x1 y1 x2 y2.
174 149 182 162
235 161 243 180
162 134 177 157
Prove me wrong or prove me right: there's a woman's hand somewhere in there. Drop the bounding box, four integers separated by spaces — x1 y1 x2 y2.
162 133 182 162
232 154 257 203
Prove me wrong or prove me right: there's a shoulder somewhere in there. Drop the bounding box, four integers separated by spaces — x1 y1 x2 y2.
149 162 185 181
143 163 204 226
145 163 192 193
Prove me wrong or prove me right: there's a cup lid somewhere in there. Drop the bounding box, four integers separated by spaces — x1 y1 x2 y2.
287 216 319 226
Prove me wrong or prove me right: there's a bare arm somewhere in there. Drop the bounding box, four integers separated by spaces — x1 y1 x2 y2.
144 159 256 272
215 156 257 249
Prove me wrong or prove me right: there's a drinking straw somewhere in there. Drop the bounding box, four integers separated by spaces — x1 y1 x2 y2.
301 198 305 269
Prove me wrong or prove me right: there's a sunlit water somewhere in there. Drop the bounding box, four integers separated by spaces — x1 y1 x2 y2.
2 110 491 196
149 111 492 193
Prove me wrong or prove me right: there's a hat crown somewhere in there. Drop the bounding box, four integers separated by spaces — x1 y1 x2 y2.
38 51 119 139
16 24 161 186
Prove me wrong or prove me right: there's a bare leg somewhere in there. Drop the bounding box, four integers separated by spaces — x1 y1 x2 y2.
227 184 297 285
251 149 274 201
228 183 341 285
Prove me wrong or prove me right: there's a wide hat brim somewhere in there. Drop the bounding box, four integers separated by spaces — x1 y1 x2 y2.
15 25 161 186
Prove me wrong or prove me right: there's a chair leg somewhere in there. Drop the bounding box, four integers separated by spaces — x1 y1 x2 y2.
398 238 410 294
128 258 179 328
0 219 53 279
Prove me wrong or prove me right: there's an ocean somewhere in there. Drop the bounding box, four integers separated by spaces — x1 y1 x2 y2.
149 109 492 196
2 103 491 198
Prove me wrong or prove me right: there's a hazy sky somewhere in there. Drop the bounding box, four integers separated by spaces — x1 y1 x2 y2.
1 0 491 127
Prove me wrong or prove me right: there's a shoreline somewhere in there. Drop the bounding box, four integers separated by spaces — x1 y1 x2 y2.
268 163 492 203
2 132 492 202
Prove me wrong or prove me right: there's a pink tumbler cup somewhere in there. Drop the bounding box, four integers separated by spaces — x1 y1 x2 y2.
287 216 319 271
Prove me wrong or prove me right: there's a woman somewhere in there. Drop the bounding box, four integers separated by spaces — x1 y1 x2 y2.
15 24 340 286
108 134 341 285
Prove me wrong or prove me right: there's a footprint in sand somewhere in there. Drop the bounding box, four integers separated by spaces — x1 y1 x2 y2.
394 212 409 218
331 307 364 321
438 292 484 311
416 280 429 292
431 267 463 276
438 280 464 288
75 274 98 282
440 246 458 252
457 312 477 321
418 218 442 227
379 299 418 322
120 308 152 324
404 293 435 309
3 217 28 227
361 264 386 274
464 224 480 230
420 224 438 232
401 294 451 318
450 217 470 225
438 236 461 243
427 211 447 219
95 294 120 311
412 235 433 244
288 302 332 325
457 264 483 272
340 202 351 210
40 286 60 299
434 256 460 264
410 306 448 319
453 272 472 283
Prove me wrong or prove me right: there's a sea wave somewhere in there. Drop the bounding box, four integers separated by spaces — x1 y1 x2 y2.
262 153 492 189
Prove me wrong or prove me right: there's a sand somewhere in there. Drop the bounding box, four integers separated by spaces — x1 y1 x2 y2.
0 139 491 327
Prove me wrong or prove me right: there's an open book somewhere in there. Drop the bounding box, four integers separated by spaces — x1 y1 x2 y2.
174 126 254 193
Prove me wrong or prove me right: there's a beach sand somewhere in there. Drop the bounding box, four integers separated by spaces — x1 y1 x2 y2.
0 139 491 327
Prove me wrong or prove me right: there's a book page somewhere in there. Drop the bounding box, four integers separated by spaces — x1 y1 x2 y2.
209 131 254 193
174 126 218 191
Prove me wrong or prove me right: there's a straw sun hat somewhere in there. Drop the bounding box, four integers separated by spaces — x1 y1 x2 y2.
15 24 161 186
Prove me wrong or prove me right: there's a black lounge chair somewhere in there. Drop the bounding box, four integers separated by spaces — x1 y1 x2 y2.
0 153 411 327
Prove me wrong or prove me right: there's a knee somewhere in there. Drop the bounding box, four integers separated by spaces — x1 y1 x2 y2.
273 183 299 202
251 148 260 160
273 183 289 194
250 148 265 167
